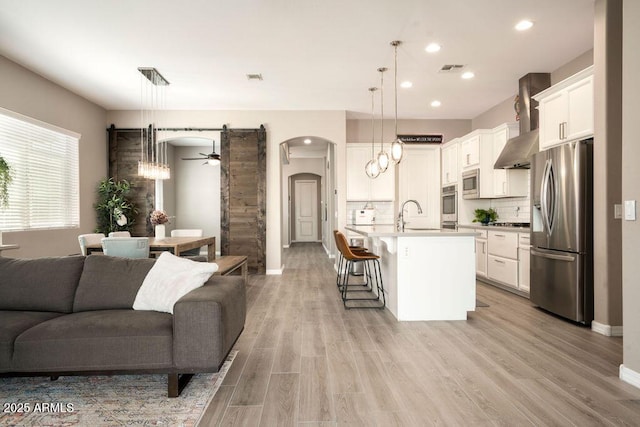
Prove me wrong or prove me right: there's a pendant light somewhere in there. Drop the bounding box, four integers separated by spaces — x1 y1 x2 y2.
365 87 380 179
389 40 404 164
138 67 171 180
376 67 390 173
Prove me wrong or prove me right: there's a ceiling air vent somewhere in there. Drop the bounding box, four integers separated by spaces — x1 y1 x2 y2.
438 64 465 73
246 73 263 81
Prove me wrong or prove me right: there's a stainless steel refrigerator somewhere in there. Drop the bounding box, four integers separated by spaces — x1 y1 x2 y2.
530 138 593 324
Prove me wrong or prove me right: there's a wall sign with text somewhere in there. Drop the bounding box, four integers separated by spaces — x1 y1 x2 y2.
397 134 443 144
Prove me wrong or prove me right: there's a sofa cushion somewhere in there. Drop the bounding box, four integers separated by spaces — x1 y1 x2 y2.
0 256 86 313
12 310 173 372
73 255 156 312
0 311 64 371
133 252 218 314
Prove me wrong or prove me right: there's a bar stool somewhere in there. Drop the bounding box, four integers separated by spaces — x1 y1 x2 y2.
333 230 369 289
334 231 385 309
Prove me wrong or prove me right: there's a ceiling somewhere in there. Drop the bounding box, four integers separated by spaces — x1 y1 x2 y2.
0 0 594 120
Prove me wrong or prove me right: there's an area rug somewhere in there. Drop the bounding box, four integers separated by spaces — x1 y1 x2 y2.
0 350 236 427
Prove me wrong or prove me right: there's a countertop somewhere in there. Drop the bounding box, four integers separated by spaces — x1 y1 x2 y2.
458 223 531 232
346 225 480 238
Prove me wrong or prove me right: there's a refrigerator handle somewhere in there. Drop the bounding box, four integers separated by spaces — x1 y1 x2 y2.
548 159 557 234
531 249 576 262
541 159 553 236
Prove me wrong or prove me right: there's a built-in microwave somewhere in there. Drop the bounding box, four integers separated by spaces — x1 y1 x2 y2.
462 168 480 199
441 184 457 223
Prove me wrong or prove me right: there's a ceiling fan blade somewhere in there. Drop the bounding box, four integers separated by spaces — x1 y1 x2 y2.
199 153 209 157
181 157 206 160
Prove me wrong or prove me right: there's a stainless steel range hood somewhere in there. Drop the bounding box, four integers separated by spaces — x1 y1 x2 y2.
494 73 550 169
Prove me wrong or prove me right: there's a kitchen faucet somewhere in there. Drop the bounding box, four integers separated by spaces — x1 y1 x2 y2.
397 199 423 231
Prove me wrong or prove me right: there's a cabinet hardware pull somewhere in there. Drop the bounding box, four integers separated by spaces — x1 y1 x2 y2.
494 259 505 264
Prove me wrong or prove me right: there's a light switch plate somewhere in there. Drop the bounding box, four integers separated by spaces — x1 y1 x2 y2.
624 200 637 221
614 204 623 219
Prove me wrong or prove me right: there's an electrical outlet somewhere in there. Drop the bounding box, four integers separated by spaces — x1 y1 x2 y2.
401 245 410 258
614 204 623 219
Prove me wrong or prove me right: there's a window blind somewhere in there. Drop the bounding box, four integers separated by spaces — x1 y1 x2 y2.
0 108 80 231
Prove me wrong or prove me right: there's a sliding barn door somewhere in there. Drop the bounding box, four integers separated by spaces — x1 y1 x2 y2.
107 126 155 236
220 126 267 274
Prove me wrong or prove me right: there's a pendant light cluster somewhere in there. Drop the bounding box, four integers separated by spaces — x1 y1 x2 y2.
138 67 171 180
365 40 405 180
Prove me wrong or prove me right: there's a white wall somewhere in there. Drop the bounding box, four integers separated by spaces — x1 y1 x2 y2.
0 56 107 258
106 110 347 273
622 0 640 379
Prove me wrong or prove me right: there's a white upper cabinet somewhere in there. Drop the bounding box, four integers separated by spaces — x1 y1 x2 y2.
459 135 480 169
491 123 528 198
346 144 394 201
398 145 441 228
441 139 459 185
534 66 594 151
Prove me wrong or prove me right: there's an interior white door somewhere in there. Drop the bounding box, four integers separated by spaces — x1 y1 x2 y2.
295 180 318 241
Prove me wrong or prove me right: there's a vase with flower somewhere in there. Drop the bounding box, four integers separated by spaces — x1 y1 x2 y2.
150 210 169 239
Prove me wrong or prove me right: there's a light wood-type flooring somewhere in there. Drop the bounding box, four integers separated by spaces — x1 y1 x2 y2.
199 242 640 426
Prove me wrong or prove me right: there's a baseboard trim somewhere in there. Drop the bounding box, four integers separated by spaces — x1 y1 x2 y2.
283 245 290 249
591 321 623 337
266 265 284 275
620 365 640 389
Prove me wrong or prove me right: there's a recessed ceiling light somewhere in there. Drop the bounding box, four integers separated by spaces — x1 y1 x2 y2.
515 20 534 31
303 138 312 144
431 100 441 107
425 43 441 53
461 71 475 80
401 81 413 88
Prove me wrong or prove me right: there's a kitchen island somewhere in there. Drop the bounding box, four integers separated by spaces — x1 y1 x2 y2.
345 225 478 321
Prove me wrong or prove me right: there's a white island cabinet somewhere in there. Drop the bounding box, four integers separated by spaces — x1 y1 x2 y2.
345 225 478 321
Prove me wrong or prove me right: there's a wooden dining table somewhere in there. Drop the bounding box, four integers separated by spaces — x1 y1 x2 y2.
86 236 216 262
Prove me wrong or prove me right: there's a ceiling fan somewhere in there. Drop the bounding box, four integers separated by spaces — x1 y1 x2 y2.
181 140 221 165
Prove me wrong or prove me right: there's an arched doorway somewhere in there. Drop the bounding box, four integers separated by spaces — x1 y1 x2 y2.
280 136 336 256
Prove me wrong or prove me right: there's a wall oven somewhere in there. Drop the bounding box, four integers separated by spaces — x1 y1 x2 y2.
462 168 480 199
441 184 457 229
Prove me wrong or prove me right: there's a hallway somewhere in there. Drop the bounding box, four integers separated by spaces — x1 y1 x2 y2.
200 242 640 426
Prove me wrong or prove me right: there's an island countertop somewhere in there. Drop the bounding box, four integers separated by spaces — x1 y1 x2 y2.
346 224 480 238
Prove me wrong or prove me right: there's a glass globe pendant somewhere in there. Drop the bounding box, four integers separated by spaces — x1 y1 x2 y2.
365 87 380 179
376 67 390 172
390 41 404 164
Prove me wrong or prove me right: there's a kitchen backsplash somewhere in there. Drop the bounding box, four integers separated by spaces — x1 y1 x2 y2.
346 201 395 225
489 197 530 223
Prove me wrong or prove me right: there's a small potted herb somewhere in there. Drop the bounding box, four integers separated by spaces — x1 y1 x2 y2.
473 208 498 225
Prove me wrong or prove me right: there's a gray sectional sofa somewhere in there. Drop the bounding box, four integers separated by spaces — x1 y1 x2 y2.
0 255 246 397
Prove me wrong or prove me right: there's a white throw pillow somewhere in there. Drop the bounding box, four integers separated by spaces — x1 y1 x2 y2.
133 252 219 314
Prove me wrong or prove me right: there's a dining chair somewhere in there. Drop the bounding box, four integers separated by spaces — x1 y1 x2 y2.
101 237 150 259
170 229 204 257
108 231 131 237
78 233 106 256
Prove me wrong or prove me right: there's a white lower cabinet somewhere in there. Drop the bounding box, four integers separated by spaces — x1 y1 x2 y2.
487 230 519 289
487 255 518 287
518 233 531 293
476 238 488 277
459 227 487 277
460 226 530 294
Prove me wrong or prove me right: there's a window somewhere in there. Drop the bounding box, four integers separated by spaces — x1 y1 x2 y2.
0 107 80 231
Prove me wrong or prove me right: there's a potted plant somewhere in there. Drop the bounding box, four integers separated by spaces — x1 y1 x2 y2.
0 155 13 209
94 178 137 234
473 208 498 225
